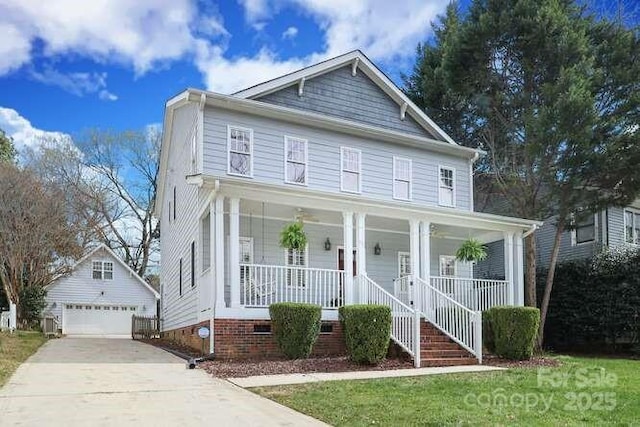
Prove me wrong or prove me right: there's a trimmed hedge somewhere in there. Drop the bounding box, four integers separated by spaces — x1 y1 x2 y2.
539 246 640 352
269 302 321 359
485 306 540 360
339 304 391 365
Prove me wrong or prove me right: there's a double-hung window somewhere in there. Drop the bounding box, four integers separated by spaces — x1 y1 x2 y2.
341 147 361 193
284 136 308 185
572 214 596 245
286 246 307 287
239 237 253 286
393 157 412 200
228 126 253 177
439 256 457 277
92 261 113 280
625 209 640 244
439 166 455 207
398 252 411 277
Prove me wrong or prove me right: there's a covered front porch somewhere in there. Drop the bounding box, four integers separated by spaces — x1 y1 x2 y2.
201 194 526 318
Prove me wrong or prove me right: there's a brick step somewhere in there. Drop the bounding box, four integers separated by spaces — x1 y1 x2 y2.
420 335 454 343
421 349 475 359
421 342 468 351
421 357 478 367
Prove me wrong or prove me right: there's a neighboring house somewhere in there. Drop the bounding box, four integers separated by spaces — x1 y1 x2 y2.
157 50 539 366
475 190 640 277
45 244 160 335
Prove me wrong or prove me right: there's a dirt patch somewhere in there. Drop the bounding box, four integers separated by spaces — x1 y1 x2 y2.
483 355 562 368
201 356 415 378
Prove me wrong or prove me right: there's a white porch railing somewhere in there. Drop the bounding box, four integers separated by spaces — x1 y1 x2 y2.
430 276 509 312
417 276 482 363
393 275 412 306
358 274 419 367
240 264 344 309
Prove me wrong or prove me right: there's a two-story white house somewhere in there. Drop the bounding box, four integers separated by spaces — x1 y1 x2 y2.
157 51 539 366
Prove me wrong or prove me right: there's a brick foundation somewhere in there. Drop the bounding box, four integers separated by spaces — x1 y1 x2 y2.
162 318 346 360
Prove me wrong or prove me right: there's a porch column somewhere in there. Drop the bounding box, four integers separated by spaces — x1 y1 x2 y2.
343 211 354 305
214 195 225 311
229 198 241 307
410 219 421 310
503 231 515 305
514 231 525 306
419 221 431 281
356 212 367 303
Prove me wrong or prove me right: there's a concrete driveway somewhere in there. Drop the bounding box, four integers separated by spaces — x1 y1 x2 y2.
0 337 326 427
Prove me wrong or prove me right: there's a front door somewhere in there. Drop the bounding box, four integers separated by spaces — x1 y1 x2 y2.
335 248 357 307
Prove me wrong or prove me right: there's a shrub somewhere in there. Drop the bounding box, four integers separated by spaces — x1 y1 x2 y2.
269 302 321 359
339 304 391 365
485 306 540 360
482 309 496 354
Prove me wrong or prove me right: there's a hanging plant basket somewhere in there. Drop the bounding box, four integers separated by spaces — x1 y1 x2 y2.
279 221 308 250
456 238 488 263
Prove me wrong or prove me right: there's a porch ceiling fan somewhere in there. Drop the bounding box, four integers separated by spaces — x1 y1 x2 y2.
294 208 319 223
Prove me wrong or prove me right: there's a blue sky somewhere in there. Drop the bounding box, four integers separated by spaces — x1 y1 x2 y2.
0 0 634 151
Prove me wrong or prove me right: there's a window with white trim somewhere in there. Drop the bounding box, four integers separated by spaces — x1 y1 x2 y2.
285 245 308 287
201 212 211 272
393 157 412 200
228 126 253 176
285 136 308 185
239 237 254 286
572 213 596 245
625 209 640 244
439 256 457 277
439 166 455 207
92 261 113 280
398 252 411 277
341 147 361 193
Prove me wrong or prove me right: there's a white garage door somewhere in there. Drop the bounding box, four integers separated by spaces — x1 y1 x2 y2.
63 304 138 335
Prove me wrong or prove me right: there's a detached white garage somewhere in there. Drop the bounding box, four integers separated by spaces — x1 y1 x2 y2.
45 244 159 336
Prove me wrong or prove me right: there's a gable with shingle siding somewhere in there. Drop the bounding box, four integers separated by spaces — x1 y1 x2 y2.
255 65 435 139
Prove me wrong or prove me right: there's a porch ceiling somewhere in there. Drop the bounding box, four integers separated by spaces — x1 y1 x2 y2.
238 199 505 241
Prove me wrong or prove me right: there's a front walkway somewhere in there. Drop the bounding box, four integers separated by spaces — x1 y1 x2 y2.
0 337 325 426
229 365 504 388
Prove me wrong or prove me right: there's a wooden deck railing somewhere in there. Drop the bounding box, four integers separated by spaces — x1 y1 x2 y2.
131 314 159 339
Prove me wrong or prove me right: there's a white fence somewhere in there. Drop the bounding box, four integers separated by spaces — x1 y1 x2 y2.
240 264 344 309
417 277 482 363
430 276 509 312
358 274 419 366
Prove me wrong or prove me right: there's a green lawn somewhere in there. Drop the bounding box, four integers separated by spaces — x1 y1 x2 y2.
0 331 47 387
254 356 640 426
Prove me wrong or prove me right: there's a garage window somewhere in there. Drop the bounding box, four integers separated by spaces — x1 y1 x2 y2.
92 260 114 280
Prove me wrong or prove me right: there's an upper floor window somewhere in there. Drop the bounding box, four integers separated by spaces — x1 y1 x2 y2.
284 136 308 185
625 209 640 244
341 147 361 193
393 157 412 200
439 166 455 207
228 126 253 177
92 260 113 280
572 214 596 245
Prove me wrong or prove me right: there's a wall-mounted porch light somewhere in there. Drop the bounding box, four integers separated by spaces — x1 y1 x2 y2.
324 238 332 251
374 242 382 256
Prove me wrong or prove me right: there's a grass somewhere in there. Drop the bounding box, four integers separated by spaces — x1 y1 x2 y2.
253 356 640 426
0 330 47 387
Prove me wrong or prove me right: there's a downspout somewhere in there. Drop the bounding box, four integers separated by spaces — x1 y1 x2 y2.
523 223 538 239
209 179 220 355
469 151 480 211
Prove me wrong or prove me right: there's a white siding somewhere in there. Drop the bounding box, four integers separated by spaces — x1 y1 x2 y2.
203 107 472 211
44 247 157 324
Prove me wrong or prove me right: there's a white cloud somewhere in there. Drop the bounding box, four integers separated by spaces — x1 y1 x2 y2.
0 107 71 151
29 67 118 101
237 0 271 29
0 0 226 76
281 26 298 40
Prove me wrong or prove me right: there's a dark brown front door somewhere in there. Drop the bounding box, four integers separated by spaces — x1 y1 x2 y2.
338 248 357 275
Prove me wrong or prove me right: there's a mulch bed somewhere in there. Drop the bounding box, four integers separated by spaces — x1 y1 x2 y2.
483 355 562 368
201 356 414 378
